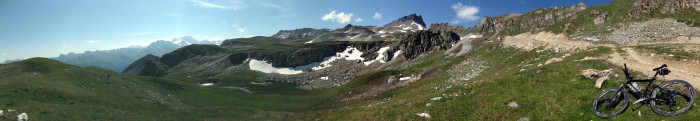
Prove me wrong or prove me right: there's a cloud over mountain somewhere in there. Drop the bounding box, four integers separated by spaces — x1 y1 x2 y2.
451 2 480 23
322 11 354 24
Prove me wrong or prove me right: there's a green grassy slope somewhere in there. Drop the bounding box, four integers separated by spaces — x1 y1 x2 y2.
293 38 700 120
0 58 342 120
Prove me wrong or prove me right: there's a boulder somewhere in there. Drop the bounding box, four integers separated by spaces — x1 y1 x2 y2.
581 69 613 88
507 101 519 108
416 113 431 119
17 113 27 121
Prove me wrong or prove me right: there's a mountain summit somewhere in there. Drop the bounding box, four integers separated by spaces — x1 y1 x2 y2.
379 13 427 33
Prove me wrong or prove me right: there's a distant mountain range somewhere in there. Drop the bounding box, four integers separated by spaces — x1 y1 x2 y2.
50 36 220 72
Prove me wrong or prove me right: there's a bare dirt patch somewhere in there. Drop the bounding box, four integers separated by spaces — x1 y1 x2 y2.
503 32 595 52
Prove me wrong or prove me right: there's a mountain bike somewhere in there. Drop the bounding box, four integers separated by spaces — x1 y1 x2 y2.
593 64 696 118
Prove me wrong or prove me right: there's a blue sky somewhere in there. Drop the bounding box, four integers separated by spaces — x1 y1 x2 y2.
0 0 612 62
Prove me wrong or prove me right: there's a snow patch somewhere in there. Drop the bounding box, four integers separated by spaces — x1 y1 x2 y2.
350 34 362 40
395 22 424 32
399 76 411 81
305 40 314 44
392 50 402 60
201 83 214 86
312 47 366 70
320 76 329 80
363 46 391 65
412 22 425 30
462 34 483 39
249 59 304 75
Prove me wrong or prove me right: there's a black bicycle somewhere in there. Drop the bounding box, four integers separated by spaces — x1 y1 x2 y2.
593 64 696 118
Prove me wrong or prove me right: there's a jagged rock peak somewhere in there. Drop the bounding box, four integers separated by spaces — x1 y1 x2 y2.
384 13 426 28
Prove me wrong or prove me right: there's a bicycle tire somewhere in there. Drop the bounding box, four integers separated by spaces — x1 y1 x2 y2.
651 80 696 116
593 89 629 118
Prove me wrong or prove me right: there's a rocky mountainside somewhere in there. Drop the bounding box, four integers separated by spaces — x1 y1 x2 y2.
395 30 460 59
51 36 218 72
429 23 468 34
628 0 700 19
123 13 462 89
466 2 586 35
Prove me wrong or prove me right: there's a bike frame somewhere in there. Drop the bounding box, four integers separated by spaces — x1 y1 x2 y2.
613 64 661 102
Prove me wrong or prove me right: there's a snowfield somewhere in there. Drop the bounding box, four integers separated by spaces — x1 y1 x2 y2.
249 59 304 75
248 46 399 74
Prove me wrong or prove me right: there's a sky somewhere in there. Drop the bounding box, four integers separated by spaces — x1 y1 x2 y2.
0 0 613 62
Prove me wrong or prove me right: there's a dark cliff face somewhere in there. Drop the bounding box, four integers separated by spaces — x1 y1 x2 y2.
160 44 228 67
271 28 331 40
248 42 350 67
396 30 460 59
248 41 385 68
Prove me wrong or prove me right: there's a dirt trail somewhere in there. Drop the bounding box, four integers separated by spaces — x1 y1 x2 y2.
504 32 700 87
608 48 700 87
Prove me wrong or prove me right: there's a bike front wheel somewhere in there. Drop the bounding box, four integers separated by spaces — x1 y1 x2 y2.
593 88 629 118
651 80 696 116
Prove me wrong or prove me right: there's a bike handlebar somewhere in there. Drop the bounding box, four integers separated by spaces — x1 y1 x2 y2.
652 64 668 71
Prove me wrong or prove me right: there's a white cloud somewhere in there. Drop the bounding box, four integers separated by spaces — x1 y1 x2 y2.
373 12 382 20
232 23 246 33
355 17 363 23
321 11 354 24
189 0 244 10
1 53 7 56
451 2 480 22
86 40 101 43
61 44 67 48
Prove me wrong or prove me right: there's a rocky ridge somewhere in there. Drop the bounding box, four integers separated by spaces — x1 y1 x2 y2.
272 28 331 40
468 2 586 35
429 23 468 34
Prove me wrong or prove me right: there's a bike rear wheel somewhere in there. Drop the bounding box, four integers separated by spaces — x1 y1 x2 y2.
651 80 696 116
593 89 629 118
